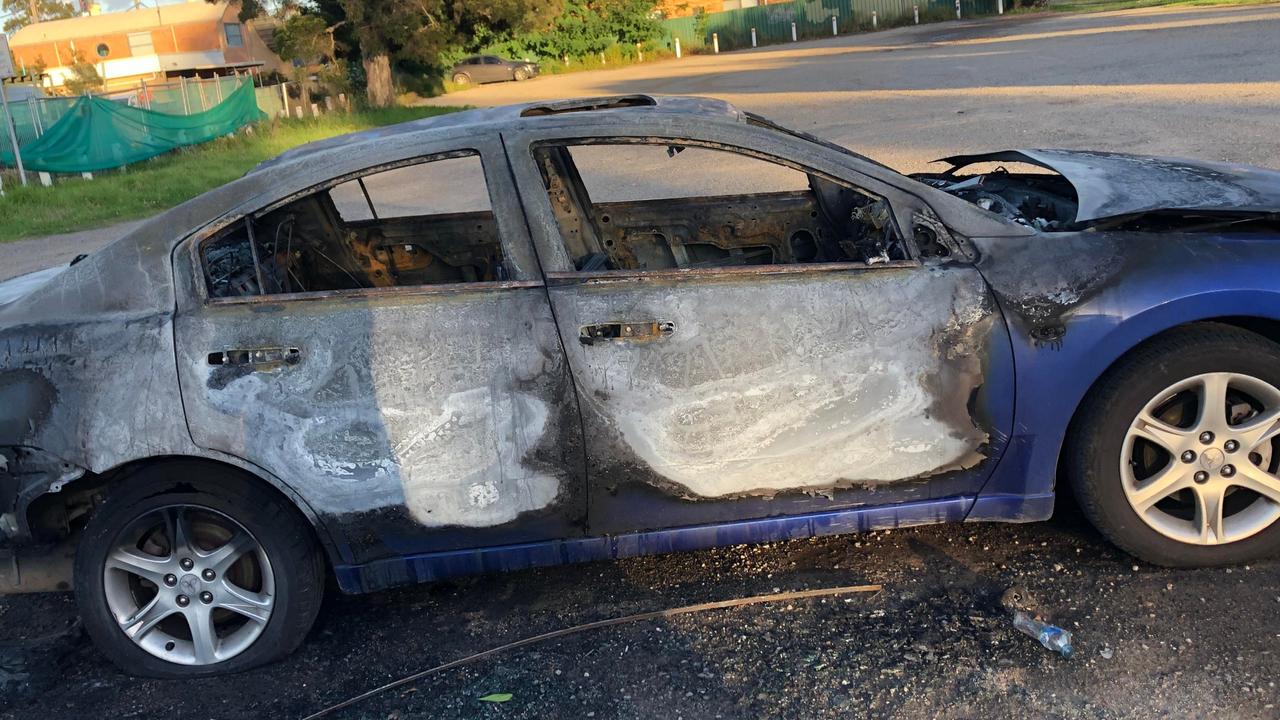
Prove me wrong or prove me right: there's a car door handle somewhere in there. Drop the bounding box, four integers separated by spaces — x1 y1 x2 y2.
207 347 302 369
579 321 675 345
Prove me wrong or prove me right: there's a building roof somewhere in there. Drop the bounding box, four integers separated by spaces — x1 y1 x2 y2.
9 1 233 46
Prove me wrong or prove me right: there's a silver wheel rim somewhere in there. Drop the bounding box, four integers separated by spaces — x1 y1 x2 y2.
1122 372 1280 545
102 504 275 666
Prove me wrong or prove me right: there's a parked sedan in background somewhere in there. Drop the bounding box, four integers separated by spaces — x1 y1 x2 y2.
5 95 1280 677
450 55 539 85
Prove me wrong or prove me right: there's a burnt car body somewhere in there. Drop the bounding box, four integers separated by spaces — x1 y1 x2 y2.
5 94 1280 673
450 55 539 85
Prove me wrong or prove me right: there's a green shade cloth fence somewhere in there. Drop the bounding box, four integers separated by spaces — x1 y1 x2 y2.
1 79 264 174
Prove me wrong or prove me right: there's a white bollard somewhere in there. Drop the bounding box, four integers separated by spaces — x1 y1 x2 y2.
998 0 1004 12
914 4 920 23
751 27 757 47
956 0 962 19
637 43 644 62
675 37 682 58
872 10 878 28
831 15 837 35
311 102 320 116
712 33 719 53
38 171 52 187
600 51 606 64
81 172 93 180
791 21 798 41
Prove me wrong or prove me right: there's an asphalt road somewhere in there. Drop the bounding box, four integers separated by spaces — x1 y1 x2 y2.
4 5 1280 720
422 3 1280 174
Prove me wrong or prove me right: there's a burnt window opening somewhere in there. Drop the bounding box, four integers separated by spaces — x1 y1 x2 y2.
534 141 907 273
202 153 507 298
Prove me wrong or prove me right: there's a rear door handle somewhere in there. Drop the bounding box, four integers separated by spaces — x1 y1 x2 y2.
207 347 301 369
579 321 675 345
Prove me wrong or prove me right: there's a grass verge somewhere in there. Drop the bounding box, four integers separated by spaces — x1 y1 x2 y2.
0 105 464 243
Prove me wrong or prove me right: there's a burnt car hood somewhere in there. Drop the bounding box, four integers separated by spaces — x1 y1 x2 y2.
939 149 1280 223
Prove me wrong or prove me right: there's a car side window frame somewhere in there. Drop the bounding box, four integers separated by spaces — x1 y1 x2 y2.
518 133 927 281
183 148 542 306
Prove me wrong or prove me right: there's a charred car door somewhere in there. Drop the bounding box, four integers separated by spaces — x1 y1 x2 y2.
505 121 1015 534
171 140 586 568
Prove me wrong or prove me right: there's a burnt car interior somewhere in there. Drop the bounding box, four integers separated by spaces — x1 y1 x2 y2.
533 141 909 271
912 164 1081 232
202 154 506 298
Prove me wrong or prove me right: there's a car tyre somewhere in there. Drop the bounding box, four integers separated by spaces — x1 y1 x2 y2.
1066 323 1280 566
74 463 324 677
452 72 471 85
514 67 530 81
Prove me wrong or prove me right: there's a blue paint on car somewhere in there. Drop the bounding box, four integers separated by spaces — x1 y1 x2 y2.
334 496 975 593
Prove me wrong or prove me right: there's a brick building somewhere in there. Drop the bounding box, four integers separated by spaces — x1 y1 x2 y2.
7 1 285 93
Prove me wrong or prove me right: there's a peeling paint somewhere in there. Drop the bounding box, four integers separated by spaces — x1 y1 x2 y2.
173 284 583 537
552 266 995 505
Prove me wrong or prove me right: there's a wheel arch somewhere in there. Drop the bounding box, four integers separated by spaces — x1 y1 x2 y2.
24 453 348 570
1055 310 1280 492
973 286 1280 522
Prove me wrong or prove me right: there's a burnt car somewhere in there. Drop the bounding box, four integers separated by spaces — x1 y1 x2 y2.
450 54 538 85
4 94 1280 676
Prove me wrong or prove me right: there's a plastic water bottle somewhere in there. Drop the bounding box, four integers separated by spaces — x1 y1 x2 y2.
1013 611 1074 658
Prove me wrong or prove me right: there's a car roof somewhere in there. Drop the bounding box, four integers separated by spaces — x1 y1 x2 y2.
249 95 743 174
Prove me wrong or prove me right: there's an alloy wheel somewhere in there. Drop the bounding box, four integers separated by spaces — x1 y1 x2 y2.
101 504 275 666
1122 372 1280 545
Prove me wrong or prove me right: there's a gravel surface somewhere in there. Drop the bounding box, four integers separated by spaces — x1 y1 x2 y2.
2 511 1279 719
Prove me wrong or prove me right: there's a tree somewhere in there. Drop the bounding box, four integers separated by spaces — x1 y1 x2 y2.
2 0 76 33
62 51 103 95
275 13 334 65
333 0 560 107
485 0 661 65
275 12 349 109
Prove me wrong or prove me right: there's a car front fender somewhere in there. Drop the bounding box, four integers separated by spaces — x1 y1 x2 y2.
970 231 1280 516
